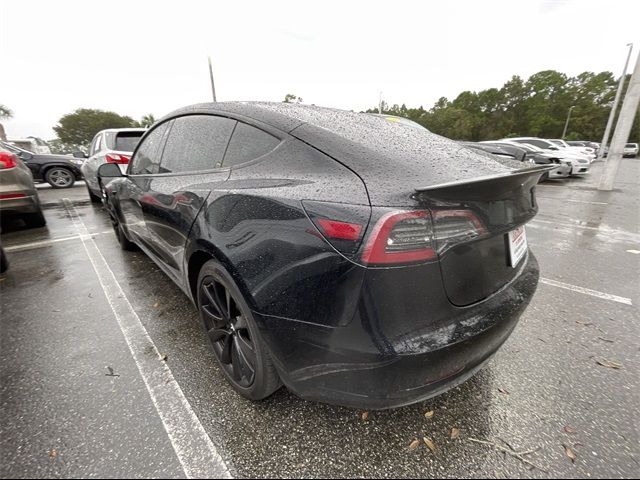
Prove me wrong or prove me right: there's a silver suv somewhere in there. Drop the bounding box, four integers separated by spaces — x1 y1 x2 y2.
81 128 146 202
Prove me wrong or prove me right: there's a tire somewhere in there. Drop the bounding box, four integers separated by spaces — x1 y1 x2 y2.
45 167 75 189
87 185 102 204
197 259 281 401
23 209 47 228
112 216 137 251
0 247 8 273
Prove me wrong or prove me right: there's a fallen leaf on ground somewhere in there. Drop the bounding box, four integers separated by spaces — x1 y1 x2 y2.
408 439 420 450
564 426 576 434
424 410 434 418
597 337 614 343
451 428 460 439
563 444 577 463
497 387 510 395
595 359 622 369
49 449 57 459
361 411 369 421
160 354 168 361
153 302 159 308
423 437 436 452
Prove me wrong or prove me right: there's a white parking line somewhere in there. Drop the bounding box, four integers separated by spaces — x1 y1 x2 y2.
4 231 112 252
540 277 633 306
62 199 231 479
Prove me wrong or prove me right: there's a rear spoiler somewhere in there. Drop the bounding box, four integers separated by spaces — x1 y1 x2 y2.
414 166 553 200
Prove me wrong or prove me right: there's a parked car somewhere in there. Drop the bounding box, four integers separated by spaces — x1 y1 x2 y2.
482 141 571 179
1 141 83 189
503 138 590 175
461 142 528 162
81 128 146 203
547 139 596 160
98 102 545 409
624 143 639 157
7 136 52 154
0 145 46 227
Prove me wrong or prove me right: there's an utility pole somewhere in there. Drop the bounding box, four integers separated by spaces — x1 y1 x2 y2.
208 56 217 102
598 48 640 191
561 105 575 139
597 43 633 161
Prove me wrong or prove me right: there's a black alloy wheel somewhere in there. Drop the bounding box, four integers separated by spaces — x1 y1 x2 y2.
197 260 280 400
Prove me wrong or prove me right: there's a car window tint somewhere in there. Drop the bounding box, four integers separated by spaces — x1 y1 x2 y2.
115 132 144 152
129 123 169 175
160 115 236 173
223 122 280 167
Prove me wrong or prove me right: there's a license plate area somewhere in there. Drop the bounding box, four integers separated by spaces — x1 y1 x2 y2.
507 225 527 267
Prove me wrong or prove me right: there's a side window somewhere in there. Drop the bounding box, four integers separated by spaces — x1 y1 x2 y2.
129 123 169 175
160 115 236 173
90 134 101 155
223 122 280 168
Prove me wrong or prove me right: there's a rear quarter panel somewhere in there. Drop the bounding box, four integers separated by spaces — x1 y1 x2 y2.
186 138 370 327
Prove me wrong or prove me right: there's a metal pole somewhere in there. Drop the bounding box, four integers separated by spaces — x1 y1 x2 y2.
208 56 217 102
597 43 633 161
378 92 383 114
598 48 640 191
562 105 575 139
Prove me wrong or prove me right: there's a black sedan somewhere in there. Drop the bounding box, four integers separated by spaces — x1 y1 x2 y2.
98 102 544 409
1 142 83 189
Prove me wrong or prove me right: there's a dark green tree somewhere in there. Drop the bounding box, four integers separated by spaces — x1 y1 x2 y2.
53 108 135 147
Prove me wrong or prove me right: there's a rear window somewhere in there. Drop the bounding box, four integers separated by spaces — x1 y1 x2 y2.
114 132 144 152
223 123 280 167
626 143 638 148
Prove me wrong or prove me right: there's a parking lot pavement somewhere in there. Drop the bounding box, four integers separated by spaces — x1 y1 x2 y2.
1 160 638 478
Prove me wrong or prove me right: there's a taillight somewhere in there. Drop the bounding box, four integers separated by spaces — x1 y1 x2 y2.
0 152 18 169
362 210 436 265
106 154 130 164
361 208 487 266
431 209 486 255
0 193 26 199
316 218 363 241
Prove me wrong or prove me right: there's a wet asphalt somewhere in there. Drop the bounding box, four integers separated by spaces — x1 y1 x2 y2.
1 164 638 479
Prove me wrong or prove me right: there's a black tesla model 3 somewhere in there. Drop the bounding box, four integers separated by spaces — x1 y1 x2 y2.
98 102 544 409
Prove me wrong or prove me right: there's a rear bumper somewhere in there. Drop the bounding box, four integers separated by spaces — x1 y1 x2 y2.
254 251 539 409
0 195 40 215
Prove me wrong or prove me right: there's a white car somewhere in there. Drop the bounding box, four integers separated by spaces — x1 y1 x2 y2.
624 143 639 157
548 139 596 161
81 128 146 202
482 140 572 178
505 137 592 163
501 138 590 176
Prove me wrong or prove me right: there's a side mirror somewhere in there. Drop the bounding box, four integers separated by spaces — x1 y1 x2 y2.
97 163 124 179
73 151 87 159
20 151 34 161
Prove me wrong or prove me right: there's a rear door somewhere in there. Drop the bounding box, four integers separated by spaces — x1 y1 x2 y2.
140 115 236 280
119 123 170 246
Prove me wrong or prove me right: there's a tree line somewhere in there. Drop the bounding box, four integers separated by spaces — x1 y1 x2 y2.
366 70 639 142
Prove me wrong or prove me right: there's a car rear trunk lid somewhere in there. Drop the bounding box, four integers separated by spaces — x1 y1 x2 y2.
414 166 548 306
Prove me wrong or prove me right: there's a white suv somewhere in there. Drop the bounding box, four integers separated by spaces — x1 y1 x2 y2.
624 143 639 158
81 128 146 202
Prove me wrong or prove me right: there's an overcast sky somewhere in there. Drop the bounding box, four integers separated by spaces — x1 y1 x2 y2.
1 0 638 140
